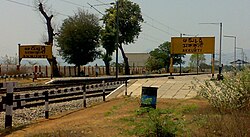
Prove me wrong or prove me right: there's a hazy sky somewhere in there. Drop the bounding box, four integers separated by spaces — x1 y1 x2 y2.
1 0 250 65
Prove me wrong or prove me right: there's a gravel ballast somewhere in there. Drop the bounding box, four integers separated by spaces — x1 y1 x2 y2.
0 97 103 129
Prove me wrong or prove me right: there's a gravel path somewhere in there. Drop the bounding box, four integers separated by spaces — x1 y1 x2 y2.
0 97 103 129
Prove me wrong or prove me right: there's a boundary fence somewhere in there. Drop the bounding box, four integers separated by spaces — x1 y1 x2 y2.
0 80 126 128
0 72 44 80
0 65 147 77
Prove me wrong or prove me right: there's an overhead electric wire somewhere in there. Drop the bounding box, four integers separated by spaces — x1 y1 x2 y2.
92 0 114 7
4 0 70 17
5 0 34 8
93 0 106 5
93 0 181 37
142 12 182 35
87 3 105 16
143 22 174 36
59 0 106 16
59 0 90 8
142 33 164 42
140 36 161 45
58 0 177 40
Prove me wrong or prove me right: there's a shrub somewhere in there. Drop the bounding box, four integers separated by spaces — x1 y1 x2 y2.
193 69 250 111
122 107 185 137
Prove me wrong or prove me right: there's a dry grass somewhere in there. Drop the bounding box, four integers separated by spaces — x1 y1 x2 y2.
188 99 250 137
0 70 249 137
10 97 249 137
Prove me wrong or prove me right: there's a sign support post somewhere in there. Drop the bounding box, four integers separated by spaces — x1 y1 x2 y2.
18 44 53 78
212 54 215 79
169 55 174 79
171 37 215 78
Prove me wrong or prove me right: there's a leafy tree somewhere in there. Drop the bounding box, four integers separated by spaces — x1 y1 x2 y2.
189 54 206 71
145 56 163 72
148 41 185 72
37 1 60 77
56 10 101 76
102 0 144 75
102 54 112 75
100 24 116 75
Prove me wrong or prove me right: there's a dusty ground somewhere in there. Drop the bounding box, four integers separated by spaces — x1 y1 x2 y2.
1 97 207 137
1 96 250 137
0 78 51 87
1 77 250 137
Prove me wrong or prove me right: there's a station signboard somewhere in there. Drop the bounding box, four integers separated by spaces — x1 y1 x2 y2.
171 37 215 54
19 44 52 60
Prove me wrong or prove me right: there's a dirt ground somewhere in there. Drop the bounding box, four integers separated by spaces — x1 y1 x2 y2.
1 96 250 137
1 78 250 137
0 97 205 137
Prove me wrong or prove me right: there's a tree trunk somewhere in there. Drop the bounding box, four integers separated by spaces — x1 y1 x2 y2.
39 3 61 77
103 54 111 75
166 65 170 73
104 60 110 75
118 44 130 75
77 64 81 77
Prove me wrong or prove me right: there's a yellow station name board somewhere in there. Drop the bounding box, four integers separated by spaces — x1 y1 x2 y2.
171 37 215 54
19 44 52 60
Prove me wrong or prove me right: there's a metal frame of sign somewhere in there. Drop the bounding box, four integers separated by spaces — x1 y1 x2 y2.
18 44 52 62
170 37 215 78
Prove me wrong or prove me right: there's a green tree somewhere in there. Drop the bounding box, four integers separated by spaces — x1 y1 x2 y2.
56 10 101 76
102 0 144 75
189 54 206 71
100 24 116 75
145 56 163 72
148 41 185 72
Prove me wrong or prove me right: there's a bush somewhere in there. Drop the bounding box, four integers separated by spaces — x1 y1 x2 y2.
121 106 185 137
193 69 250 111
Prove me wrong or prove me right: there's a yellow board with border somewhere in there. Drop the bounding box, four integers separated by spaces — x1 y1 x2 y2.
171 37 215 54
19 45 52 60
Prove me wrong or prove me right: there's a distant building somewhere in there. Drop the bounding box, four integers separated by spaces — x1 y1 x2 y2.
125 53 150 67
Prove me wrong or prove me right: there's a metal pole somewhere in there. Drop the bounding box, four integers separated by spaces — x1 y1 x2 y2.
224 35 237 72
199 22 223 77
241 49 244 67
179 33 182 75
212 54 215 78
44 91 49 119
234 37 236 68
102 80 106 101
197 54 199 74
219 23 222 75
83 84 87 108
125 79 128 96
115 0 119 80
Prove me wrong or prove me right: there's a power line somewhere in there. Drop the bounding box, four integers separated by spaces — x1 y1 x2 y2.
87 3 105 16
144 22 174 36
4 0 70 17
142 12 182 35
53 11 70 17
5 0 33 8
142 33 164 42
92 0 180 36
92 0 114 7
58 0 106 16
59 0 89 8
140 36 161 45
93 0 106 5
